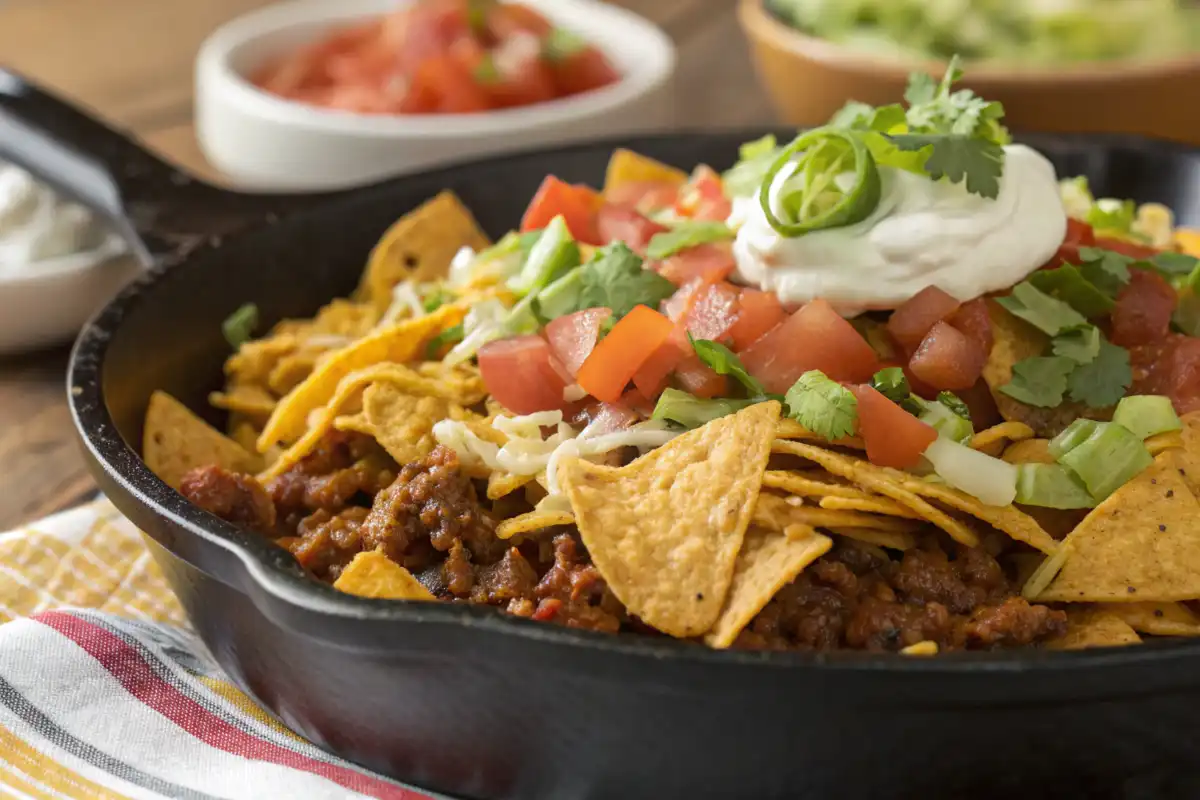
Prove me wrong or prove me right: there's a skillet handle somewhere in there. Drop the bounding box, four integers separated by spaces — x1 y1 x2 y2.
0 68 345 264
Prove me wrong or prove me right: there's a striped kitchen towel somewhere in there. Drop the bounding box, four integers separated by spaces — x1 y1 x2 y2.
0 499 441 800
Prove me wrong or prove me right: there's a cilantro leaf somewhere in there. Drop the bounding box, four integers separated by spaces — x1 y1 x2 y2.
1075 246 1132 295
688 336 766 398
831 102 907 134
1149 251 1200 278
938 391 971 421
869 367 910 404
646 221 733 260
1051 325 1101 364
999 357 1074 408
904 70 938 106
1066 338 1131 408
222 303 259 349
426 323 465 359
888 134 1005 199
785 371 858 441
995 282 1089 337
571 243 676 320
1028 266 1115 318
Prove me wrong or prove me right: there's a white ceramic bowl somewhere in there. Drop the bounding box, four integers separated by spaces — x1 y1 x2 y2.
196 0 678 192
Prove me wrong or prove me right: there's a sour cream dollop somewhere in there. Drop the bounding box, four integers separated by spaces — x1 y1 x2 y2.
730 144 1068 312
0 161 110 274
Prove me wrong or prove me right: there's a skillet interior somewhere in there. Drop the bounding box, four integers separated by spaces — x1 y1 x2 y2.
71 131 1200 799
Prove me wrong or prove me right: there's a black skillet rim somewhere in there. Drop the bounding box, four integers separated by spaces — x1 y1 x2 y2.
67 128 1200 676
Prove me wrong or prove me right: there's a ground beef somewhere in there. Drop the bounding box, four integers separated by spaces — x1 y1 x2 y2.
735 537 1067 652
179 465 277 535
266 431 395 526
281 507 370 581
529 534 624 633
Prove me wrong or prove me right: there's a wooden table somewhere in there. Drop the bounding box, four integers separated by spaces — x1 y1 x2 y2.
0 0 775 529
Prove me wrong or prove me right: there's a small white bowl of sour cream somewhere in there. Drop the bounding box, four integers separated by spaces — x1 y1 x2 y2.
195 0 677 191
0 164 136 355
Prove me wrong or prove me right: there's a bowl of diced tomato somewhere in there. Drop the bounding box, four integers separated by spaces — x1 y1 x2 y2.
195 0 676 191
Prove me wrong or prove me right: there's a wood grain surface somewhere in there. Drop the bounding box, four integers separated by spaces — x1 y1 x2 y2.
0 0 775 529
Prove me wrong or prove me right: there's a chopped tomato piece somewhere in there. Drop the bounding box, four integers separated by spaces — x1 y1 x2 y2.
1131 335 1200 414
1046 218 1096 267
545 308 611 376
1095 237 1161 260
661 278 710 323
478 335 568 415
740 299 881 394
685 281 740 343
478 54 556 108
658 242 736 286
577 305 674 403
946 298 994 357
1111 268 1176 347
487 3 554 39
908 321 986 391
596 204 668 254
850 385 938 469
675 166 732 221
549 47 621 97
416 53 491 113
620 388 656 417
902 363 939 400
521 176 602 244
605 181 679 213
584 401 639 436
632 328 688 398
728 289 786 351
887 286 962 354
674 355 729 399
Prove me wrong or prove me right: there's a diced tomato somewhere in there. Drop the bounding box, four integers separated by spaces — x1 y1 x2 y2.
545 308 611 376
1131 335 1200 414
740 299 881 394
577 305 674 403
1095 237 1161 260
478 335 569 415
1045 218 1097 268
946 298 994 357
596 204 668 254
675 166 732 221
521 175 602 244
385 2 471 76
1111 268 1176 347
479 54 556 108
907 321 986 391
685 281 740 343
657 242 736 286
902 363 939 400
850 385 938 470
605 181 679 213
661 278 710 323
620 388 656 417
584 401 639 436
549 47 621 97
728 289 786 351
487 3 553 40
414 53 491 113
632 328 688 398
887 286 962 354
674 355 729 399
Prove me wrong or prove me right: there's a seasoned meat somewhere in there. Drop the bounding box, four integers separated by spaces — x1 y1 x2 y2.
531 534 624 633
965 597 1067 647
179 465 276 535
282 507 370 581
471 547 538 604
266 430 395 521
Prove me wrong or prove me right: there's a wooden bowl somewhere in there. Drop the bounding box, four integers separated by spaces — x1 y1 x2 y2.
738 0 1200 145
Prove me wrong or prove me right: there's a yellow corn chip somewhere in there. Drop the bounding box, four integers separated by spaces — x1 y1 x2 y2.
333 550 435 601
362 382 471 467
1002 438 1055 465
771 440 980 547
333 412 375 437
969 421 1034 457
143 391 262 490
209 384 277 418
225 334 299 388
824 527 917 551
704 525 832 649
1177 410 1200 496
1038 450 1200 602
358 192 491 311
762 470 866 500
1097 601 1200 637
775 419 865 448
559 401 780 638
488 471 535 501
603 148 688 195
229 420 261 454
495 510 576 540
1046 609 1142 650
267 352 320 396
753 493 922 535
900 641 939 656
257 303 468 451
818 494 923 520
1146 429 1184 456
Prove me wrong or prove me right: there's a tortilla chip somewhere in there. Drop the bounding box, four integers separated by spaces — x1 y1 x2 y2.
1178 410 1200 495
362 382 472 467
899 641 939 656
1002 438 1055 465
771 440 980 547
824 527 917 551
495 509 576 540
559 401 780 637
1097 601 1200 637
1146 430 1184 456
225 334 299 387
488 471 535 501
143 391 261 490
753 493 922 535
1038 450 1200 602
333 550 435 601
603 148 688 195
229 420 261 454
333 412 375 437
704 525 832 649
257 303 468 451
969 421 1035 457
358 192 490 311
1046 609 1142 650
267 352 320 396
775 419 865 448
209 384 277 418
818 494 923 520
762 470 868 500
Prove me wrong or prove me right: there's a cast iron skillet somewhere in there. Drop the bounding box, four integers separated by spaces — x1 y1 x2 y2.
6 68 1200 800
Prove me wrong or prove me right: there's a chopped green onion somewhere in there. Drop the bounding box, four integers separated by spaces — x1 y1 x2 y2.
1015 464 1095 509
542 28 588 62
922 436 1017 507
937 391 971 421
425 323 465 359
919 402 973 443
222 303 259 349
759 127 882 237
652 389 753 428
1054 420 1153 501
472 54 500 84
645 221 733 260
1112 395 1182 440
507 216 580 297
1086 198 1136 236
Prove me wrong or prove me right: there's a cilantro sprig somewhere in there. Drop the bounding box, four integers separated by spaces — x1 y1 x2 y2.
785 371 858 441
